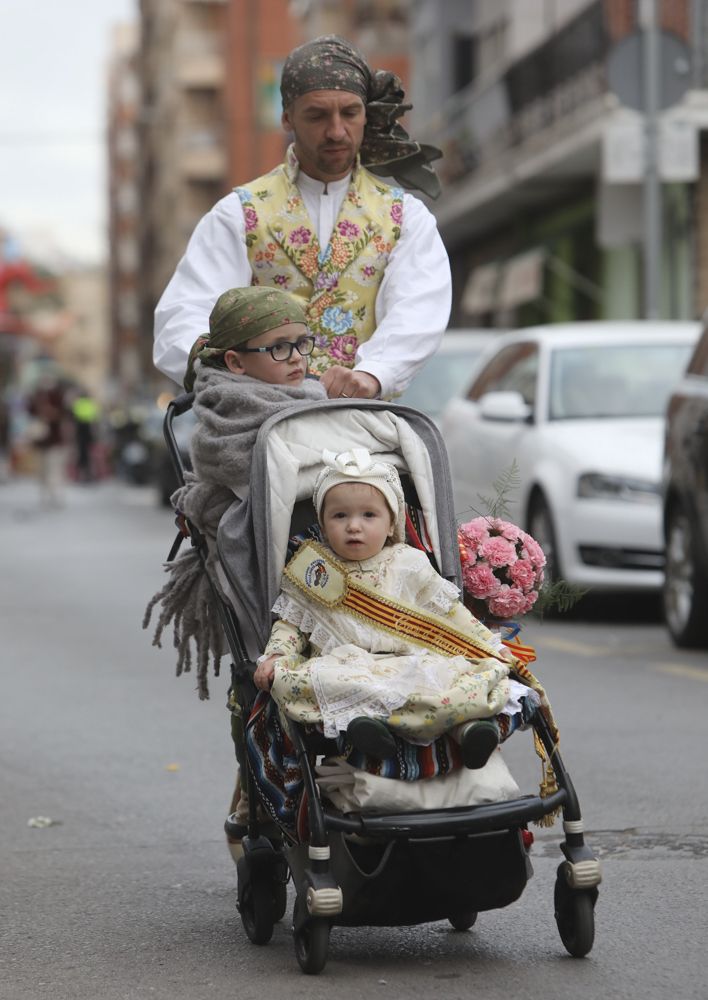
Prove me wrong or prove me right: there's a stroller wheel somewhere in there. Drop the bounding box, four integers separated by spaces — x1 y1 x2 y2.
448 909 478 932
554 869 596 958
293 895 330 975
237 857 275 946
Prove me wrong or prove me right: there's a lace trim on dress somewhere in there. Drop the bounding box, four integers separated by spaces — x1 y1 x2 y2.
419 576 460 615
271 592 340 655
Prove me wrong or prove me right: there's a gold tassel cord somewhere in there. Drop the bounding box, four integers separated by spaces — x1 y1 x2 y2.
532 728 562 829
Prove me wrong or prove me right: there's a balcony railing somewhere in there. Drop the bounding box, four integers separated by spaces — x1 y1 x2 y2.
421 0 610 188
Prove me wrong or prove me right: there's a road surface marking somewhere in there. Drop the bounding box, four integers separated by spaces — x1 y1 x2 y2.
536 636 605 656
653 663 708 682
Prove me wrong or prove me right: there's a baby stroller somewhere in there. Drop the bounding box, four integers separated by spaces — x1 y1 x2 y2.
163 392 601 974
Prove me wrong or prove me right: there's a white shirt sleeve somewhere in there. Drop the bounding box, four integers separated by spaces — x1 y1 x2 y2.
153 193 252 387
355 193 452 399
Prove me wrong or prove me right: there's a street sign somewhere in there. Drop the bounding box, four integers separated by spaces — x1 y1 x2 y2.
607 29 692 111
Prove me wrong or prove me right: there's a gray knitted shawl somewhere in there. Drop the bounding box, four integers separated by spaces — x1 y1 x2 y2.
143 368 326 698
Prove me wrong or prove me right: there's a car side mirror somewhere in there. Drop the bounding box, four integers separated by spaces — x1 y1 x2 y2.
477 390 533 422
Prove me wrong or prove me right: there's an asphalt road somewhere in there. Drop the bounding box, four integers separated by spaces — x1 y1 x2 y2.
1 477 707 1000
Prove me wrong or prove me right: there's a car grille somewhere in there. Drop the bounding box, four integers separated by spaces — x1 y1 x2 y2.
578 546 664 570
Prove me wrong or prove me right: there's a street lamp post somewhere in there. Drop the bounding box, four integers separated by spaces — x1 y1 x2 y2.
641 0 662 319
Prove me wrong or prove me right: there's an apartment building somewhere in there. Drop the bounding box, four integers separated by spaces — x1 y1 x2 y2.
107 23 143 393
410 0 708 326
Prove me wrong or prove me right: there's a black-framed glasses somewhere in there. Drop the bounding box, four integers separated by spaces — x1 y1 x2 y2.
236 334 316 362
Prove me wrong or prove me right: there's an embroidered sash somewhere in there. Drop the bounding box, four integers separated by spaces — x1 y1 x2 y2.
283 541 507 665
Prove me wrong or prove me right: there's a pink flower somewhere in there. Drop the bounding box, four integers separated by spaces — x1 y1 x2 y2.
488 585 527 618
458 517 488 550
463 563 500 599
497 520 522 543
509 558 536 590
481 535 517 568
289 226 312 246
337 220 361 238
390 202 403 225
329 334 358 361
522 536 546 570
243 207 258 232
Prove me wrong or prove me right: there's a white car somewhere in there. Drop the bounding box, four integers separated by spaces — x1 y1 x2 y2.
440 321 702 593
396 330 499 421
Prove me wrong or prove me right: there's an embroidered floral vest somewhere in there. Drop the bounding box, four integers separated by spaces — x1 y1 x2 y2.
235 145 403 377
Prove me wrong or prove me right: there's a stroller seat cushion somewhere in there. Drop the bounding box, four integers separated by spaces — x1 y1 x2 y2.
315 751 520 815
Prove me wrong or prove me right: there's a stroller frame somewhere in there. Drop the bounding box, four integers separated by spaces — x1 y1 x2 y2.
163 392 601 974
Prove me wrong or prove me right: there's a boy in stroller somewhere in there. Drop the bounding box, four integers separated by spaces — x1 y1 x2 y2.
254 448 540 768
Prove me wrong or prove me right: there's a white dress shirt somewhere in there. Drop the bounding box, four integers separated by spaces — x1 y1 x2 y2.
153 170 452 398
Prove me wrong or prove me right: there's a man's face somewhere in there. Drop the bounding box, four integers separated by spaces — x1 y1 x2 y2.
282 90 366 182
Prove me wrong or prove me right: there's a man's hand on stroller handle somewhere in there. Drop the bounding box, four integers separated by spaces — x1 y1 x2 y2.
320 366 380 400
254 653 281 691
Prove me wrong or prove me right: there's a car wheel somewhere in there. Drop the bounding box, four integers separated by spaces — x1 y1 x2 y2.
528 492 561 584
663 503 708 647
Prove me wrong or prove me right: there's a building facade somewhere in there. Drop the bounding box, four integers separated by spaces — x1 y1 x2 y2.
107 23 143 395
410 0 708 328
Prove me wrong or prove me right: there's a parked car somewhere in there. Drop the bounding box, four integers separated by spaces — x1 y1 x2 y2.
396 330 499 421
662 323 708 645
440 321 702 593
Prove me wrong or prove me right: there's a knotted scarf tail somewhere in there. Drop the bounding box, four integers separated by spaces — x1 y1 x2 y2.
142 548 225 700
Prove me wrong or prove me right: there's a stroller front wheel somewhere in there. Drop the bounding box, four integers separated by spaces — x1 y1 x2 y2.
554 871 596 957
293 895 330 974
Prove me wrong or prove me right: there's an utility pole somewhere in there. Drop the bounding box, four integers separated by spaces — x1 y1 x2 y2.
641 0 662 319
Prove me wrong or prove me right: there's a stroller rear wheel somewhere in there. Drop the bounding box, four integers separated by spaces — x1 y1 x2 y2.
554 869 595 957
448 909 478 932
237 857 276 945
293 895 330 975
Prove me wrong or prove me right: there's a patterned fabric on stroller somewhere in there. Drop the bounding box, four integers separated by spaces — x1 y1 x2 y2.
162 393 601 975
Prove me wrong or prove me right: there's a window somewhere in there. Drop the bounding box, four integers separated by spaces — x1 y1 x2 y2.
468 342 539 406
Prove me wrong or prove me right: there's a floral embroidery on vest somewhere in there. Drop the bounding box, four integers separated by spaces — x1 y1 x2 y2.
235 146 403 377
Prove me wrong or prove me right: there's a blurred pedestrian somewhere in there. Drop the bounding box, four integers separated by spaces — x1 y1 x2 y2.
0 392 10 482
27 376 71 507
71 391 100 483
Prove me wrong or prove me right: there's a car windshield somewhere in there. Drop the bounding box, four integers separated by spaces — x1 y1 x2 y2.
549 343 695 420
398 349 488 417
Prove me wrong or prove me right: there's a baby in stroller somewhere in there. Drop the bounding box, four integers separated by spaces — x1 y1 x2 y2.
254 448 539 769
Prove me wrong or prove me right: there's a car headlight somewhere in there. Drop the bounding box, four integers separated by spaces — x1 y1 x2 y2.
577 473 660 502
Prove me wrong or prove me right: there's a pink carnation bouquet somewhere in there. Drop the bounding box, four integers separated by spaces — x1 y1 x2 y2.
458 517 546 620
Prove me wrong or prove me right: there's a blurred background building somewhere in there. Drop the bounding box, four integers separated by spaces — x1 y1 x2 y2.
410 0 706 328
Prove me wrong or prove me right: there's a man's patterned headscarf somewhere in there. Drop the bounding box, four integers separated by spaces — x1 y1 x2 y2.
280 35 442 199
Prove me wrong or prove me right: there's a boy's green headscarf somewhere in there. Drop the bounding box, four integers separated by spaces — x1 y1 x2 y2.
184 286 308 391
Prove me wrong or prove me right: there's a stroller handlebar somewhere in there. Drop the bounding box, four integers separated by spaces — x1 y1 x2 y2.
168 391 195 416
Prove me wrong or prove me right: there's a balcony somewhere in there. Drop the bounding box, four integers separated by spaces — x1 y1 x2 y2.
178 126 227 181
421 1 613 246
175 31 225 89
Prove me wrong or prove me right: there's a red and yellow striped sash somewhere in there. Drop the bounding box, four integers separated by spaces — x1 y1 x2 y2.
284 541 506 664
